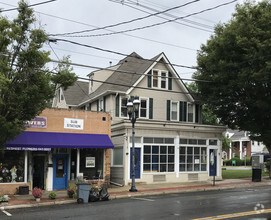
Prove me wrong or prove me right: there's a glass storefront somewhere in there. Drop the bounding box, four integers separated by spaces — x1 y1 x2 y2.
0 150 25 183
79 149 104 180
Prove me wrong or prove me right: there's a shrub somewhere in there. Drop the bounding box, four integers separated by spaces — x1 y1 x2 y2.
265 161 271 171
49 192 57 199
32 187 42 198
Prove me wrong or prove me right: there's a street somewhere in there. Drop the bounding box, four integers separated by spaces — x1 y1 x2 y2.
1 186 271 220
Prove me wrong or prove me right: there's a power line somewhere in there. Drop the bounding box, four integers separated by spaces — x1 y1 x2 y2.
50 38 197 69
49 0 200 36
60 0 237 38
0 2 198 51
1 0 57 12
120 0 214 31
50 59 210 83
124 3 213 33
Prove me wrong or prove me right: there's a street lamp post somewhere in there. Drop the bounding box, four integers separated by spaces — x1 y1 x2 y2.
127 96 140 192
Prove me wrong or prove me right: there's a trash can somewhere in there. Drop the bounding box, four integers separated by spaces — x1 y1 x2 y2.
76 183 90 204
252 168 262 182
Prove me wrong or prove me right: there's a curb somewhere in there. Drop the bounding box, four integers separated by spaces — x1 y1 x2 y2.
1 199 76 210
1 181 271 210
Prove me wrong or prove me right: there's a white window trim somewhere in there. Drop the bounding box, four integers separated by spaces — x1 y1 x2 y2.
171 101 178 121
111 147 124 167
120 96 128 118
143 143 175 174
152 69 168 90
139 97 149 119
187 103 194 123
99 99 104 112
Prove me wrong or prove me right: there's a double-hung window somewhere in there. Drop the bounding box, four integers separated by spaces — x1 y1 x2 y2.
140 99 147 118
188 104 194 122
171 102 178 121
161 72 167 89
121 97 128 117
153 70 158 87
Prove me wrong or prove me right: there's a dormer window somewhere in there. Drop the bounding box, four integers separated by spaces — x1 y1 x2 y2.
161 72 167 89
148 70 171 90
153 70 158 87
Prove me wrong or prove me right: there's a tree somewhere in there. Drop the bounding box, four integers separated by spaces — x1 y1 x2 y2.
222 135 231 152
0 1 77 147
185 82 221 125
194 0 271 177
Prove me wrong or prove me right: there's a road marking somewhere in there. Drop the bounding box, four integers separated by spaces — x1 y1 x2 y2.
131 197 155 202
2 210 12 217
192 208 271 220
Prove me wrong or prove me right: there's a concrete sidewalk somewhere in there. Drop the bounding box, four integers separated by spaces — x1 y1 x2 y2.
1 177 271 210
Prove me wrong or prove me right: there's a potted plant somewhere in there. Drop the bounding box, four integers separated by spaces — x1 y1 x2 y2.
49 192 57 200
32 187 42 202
67 188 75 198
0 195 9 204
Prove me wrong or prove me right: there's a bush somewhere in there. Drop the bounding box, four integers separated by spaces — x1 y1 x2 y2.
223 157 250 166
49 192 57 199
265 161 271 171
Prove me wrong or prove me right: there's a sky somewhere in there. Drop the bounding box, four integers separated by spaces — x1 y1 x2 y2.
0 0 258 81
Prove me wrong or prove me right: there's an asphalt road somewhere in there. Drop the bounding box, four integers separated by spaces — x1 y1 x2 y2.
1 186 271 220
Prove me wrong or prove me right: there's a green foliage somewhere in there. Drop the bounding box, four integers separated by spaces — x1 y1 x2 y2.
222 135 231 151
266 161 271 171
48 192 57 199
223 157 251 166
194 0 271 156
222 169 269 179
185 82 220 125
0 1 77 146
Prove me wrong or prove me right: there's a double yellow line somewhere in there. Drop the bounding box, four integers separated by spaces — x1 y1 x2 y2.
193 208 271 220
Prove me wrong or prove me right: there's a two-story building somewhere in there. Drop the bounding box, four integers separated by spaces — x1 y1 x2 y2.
52 52 225 186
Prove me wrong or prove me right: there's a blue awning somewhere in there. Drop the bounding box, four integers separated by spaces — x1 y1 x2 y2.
5 131 114 149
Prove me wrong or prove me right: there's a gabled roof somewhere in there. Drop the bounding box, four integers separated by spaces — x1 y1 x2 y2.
79 52 153 104
64 52 195 106
62 81 89 105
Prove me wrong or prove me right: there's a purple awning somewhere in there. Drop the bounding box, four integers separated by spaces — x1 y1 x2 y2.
5 131 114 149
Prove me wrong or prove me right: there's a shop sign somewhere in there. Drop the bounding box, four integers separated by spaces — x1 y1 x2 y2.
6 147 51 151
86 157 95 168
64 118 84 130
24 117 47 128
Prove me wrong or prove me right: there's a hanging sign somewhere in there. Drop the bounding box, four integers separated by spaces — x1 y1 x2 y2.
64 118 84 130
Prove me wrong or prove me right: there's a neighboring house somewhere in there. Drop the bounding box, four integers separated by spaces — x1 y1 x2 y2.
224 129 268 160
52 52 225 185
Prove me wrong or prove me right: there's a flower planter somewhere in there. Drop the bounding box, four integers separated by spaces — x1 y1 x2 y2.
35 198 40 202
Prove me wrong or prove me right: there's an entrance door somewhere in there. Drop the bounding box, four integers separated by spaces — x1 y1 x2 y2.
130 148 141 179
33 156 45 189
209 149 217 176
53 154 68 190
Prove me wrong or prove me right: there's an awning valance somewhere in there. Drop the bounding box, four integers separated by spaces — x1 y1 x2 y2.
5 131 114 149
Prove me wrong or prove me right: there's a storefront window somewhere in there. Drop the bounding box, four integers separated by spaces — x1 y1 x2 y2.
179 146 207 172
79 149 104 180
143 145 175 173
0 151 25 183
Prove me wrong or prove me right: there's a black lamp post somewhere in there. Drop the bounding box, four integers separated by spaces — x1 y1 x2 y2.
127 96 140 192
